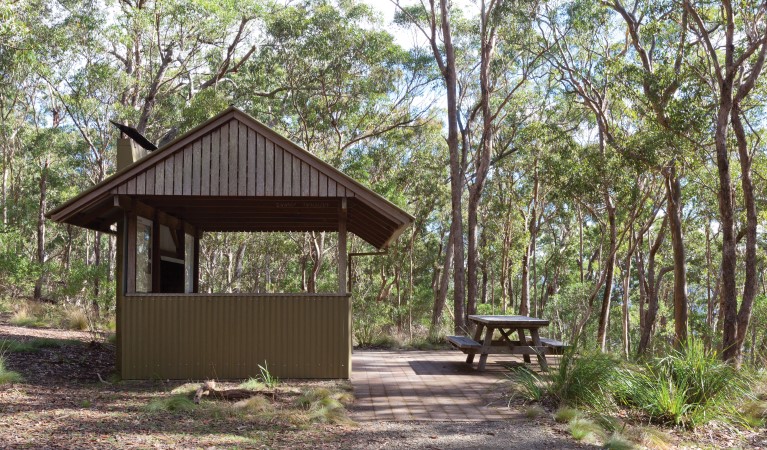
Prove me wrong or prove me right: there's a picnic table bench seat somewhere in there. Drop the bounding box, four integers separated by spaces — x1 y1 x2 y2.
447 334 567 354
446 335 482 350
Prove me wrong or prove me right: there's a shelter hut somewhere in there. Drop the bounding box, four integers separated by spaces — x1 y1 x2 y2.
47 107 413 379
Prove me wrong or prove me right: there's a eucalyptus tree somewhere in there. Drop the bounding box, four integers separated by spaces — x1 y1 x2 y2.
603 0 693 348
235 0 432 293
394 0 468 333
684 0 767 364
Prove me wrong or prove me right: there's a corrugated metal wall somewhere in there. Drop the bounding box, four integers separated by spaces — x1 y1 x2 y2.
120 294 351 379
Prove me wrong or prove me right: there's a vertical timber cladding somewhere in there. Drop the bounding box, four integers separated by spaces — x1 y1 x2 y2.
121 294 351 379
120 118 354 199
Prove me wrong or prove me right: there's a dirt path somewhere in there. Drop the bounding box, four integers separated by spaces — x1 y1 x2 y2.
0 321 591 449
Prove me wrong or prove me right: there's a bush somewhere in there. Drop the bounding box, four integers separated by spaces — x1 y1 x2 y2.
616 339 749 428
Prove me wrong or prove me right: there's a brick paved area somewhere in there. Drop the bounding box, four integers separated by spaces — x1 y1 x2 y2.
351 350 533 422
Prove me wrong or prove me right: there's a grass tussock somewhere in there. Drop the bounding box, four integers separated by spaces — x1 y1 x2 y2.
10 307 44 328
553 407 580 423
239 378 266 391
232 395 272 413
297 387 354 424
603 434 637 450
616 339 748 428
146 394 196 413
507 349 620 411
0 356 22 385
508 338 756 432
523 405 545 419
64 308 89 331
568 418 605 443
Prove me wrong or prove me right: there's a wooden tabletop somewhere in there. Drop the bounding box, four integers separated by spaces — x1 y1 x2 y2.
467 315 550 327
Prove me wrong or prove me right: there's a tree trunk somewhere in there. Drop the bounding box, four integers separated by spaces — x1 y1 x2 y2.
664 164 688 347
622 243 632 358
33 158 49 301
597 195 616 352
430 223 454 336
731 104 758 365
637 218 668 356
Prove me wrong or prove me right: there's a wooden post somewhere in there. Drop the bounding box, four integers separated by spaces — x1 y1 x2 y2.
193 231 201 294
338 198 347 294
116 215 126 374
126 213 137 293
151 213 161 293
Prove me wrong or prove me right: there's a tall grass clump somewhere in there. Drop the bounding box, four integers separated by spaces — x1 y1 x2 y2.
616 339 749 428
64 308 89 331
297 387 354 424
508 347 621 411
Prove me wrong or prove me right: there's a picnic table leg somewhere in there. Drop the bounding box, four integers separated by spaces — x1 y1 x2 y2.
529 328 549 372
466 323 485 364
477 326 494 371
516 328 532 364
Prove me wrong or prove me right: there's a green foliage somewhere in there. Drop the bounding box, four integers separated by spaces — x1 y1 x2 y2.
509 348 621 411
0 338 77 353
239 378 266 391
616 339 749 428
603 434 637 450
257 361 279 389
554 407 581 423
0 356 22 385
568 418 605 442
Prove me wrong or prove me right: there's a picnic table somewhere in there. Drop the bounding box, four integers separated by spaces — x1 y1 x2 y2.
447 315 565 371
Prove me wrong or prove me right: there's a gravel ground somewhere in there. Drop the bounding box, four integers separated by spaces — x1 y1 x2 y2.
328 419 597 449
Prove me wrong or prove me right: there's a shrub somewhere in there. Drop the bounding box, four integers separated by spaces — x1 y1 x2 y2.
616 338 748 428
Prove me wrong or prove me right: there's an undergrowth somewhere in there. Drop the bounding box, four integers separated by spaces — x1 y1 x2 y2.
0 356 22 384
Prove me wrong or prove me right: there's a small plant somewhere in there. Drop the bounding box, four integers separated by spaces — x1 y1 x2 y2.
232 395 271 414
553 407 580 423
297 387 354 424
146 394 196 413
603 433 636 450
523 405 545 419
257 361 279 389
507 366 547 402
568 418 604 443
0 356 22 385
10 307 43 327
239 377 266 391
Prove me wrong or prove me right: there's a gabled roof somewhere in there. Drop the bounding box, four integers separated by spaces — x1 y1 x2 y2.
47 107 413 249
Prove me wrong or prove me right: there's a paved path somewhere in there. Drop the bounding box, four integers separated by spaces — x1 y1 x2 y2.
351 350 533 422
